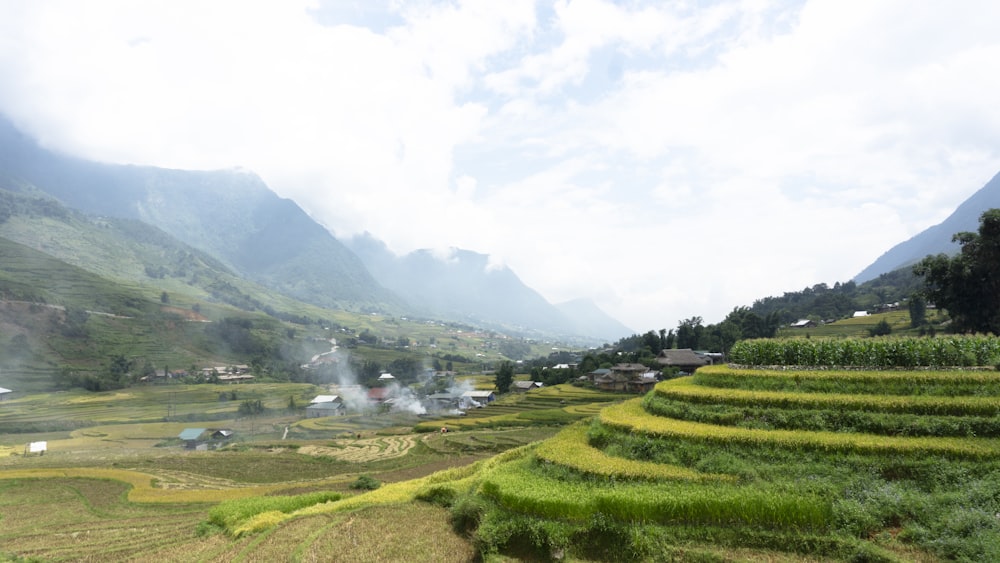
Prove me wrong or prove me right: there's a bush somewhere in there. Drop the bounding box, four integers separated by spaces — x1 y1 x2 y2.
450 493 489 535
349 474 381 490
414 485 458 507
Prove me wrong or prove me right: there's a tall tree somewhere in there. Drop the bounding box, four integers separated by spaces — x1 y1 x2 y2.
914 209 1000 333
676 317 704 349
908 293 927 328
494 361 514 394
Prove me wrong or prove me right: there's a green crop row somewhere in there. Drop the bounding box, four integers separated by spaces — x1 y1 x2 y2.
642 392 1000 438
655 377 1000 417
694 365 1000 395
533 422 735 483
600 399 1000 460
478 456 831 529
729 335 1000 368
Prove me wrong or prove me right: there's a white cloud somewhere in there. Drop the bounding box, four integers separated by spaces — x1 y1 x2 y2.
1 0 999 333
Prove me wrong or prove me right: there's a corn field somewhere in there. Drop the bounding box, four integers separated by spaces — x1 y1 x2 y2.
729 335 1000 368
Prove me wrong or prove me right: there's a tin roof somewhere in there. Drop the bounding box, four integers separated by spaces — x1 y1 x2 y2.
178 428 207 441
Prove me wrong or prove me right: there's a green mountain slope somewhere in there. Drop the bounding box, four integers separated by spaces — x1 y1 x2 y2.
0 116 403 314
855 170 1000 282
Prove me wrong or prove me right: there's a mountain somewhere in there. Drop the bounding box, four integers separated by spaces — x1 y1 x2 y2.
0 116 402 313
855 171 1000 283
0 117 631 343
345 233 631 343
0 186 342 325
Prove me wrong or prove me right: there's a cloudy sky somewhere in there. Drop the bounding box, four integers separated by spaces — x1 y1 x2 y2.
1 0 999 333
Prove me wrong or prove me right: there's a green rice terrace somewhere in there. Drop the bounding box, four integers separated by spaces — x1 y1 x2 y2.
3 337 1000 561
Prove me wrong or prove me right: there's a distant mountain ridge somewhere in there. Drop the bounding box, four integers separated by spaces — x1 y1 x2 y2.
855 171 1000 282
345 233 632 343
0 116 632 343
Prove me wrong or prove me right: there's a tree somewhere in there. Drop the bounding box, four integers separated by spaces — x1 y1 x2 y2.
676 317 704 349
914 209 1000 333
868 319 892 337
160 291 169 304
908 293 927 328
494 361 514 394
108 354 133 386
238 399 264 416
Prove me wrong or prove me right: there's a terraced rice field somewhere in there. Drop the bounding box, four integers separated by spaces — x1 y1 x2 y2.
448 365 1000 561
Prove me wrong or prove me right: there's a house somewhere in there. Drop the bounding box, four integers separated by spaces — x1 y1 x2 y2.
307 395 344 417
611 363 648 378
218 374 255 383
594 371 630 392
511 381 543 392
306 401 345 417
790 319 816 329
178 428 208 449
310 394 342 405
378 372 396 382
461 390 496 405
427 392 459 410
655 349 709 374
629 371 659 393
367 387 394 404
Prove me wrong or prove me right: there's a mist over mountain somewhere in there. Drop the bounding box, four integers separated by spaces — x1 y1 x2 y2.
554 298 634 344
0 117 631 343
855 171 1000 283
345 233 630 343
0 116 401 313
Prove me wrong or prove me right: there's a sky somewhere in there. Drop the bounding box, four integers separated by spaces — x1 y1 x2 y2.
1 0 999 334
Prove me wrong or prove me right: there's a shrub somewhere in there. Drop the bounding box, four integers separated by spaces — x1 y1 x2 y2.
349 474 381 490
450 493 489 535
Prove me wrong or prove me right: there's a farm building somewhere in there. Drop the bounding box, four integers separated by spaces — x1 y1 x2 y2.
367 387 394 404
587 368 611 381
306 401 344 417
217 374 254 383
178 428 208 449
309 394 342 405
790 319 816 328
656 349 709 373
595 372 629 392
307 395 344 417
178 428 234 448
427 392 458 409
511 381 543 392
461 390 496 405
